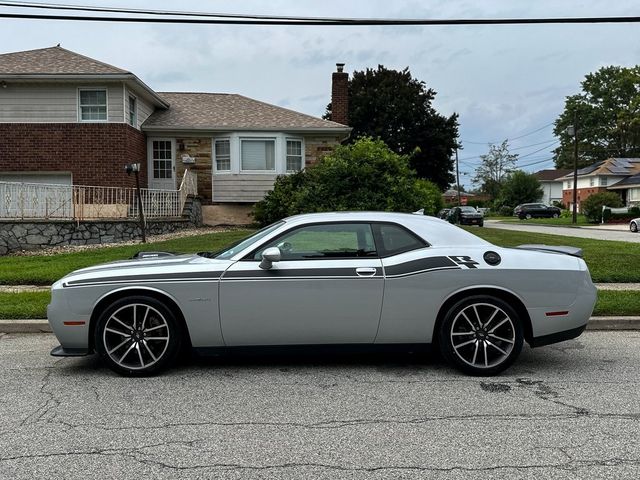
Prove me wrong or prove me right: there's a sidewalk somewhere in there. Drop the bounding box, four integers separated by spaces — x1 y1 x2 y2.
1 316 640 334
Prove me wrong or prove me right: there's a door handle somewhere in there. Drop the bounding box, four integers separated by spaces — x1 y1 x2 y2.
356 267 377 277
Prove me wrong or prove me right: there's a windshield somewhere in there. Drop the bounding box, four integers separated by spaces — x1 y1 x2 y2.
203 221 285 260
460 207 477 213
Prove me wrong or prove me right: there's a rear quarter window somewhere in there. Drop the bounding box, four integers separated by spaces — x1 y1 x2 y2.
373 223 428 257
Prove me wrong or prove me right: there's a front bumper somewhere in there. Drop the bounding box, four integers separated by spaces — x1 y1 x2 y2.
50 345 90 357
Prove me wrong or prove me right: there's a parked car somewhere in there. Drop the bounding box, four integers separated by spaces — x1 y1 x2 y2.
514 203 562 220
437 208 451 219
631 218 639 233
48 212 596 377
448 206 484 227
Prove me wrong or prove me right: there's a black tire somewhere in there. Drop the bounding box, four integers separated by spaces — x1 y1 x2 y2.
525 213 532 220
631 222 638 233
479 221 484 227
439 295 524 376
94 295 183 376
552 213 559 219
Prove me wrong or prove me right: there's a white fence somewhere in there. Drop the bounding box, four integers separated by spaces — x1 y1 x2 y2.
0 170 197 221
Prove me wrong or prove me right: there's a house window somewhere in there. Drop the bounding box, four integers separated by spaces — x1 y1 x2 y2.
214 139 231 171
128 95 137 127
568 181 573 189
241 139 275 171
79 89 107 121
589 177 595 187
152 140 173 179
600 177 608 186
286 140 303 172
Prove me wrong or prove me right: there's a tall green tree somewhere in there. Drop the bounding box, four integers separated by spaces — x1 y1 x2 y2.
499 170 543 207
324 65 459 190
554 65 640 168
472 140 518 199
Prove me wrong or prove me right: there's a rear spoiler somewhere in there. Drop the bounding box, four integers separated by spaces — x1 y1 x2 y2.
515 244 583 258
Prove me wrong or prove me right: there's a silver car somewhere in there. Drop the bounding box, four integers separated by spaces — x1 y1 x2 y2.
48 212 597 376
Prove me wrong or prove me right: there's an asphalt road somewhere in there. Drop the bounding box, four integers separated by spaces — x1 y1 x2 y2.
484 221 640 242
1 333 639 479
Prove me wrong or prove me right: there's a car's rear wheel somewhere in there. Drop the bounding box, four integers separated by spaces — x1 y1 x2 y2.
439 296 523 375
94 296 182 376
631 222 638 233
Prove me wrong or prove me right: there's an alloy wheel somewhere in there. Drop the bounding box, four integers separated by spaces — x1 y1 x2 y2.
449 302 516 369
102 303 170 371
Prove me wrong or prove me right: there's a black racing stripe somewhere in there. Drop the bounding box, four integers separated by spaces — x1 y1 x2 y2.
65 271 224 286
385 256 458 277
223 267 382 279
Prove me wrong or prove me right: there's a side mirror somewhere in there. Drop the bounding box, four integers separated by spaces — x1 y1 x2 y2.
259 247 281 270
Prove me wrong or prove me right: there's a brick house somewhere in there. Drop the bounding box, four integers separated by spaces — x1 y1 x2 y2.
557 158 640 211
0 46 351 222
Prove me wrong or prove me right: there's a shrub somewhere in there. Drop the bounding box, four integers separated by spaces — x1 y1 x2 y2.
253 137 444 226
581 192 624 223
552 200 566 209
499 206 514 217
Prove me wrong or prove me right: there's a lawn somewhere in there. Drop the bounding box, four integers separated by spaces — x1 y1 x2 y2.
495 215 590 226
0 229 253 286
2 290 637 319
466 227 640 283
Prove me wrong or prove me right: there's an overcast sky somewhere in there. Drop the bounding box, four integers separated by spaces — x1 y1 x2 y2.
1 0 637 187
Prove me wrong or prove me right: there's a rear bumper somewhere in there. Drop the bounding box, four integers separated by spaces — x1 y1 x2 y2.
529 324 587 348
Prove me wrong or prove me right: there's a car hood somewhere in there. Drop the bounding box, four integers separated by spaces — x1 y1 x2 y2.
56 254 234 287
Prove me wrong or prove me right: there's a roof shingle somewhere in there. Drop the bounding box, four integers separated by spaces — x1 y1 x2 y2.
0 46 128 75
143 92 349 131
534 169 572 181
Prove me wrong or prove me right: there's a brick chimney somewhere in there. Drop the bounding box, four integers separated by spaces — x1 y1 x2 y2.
331 63 349 125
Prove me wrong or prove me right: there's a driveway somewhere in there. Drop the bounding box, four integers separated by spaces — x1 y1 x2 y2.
485 220 640 242
1 332 639 479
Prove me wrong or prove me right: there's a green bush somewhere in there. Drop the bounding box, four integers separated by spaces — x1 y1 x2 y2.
499 206 514 217
582 192 624 223
253 137 444 226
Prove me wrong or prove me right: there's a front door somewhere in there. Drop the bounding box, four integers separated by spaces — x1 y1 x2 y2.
148 139 176 190
219 222 384 346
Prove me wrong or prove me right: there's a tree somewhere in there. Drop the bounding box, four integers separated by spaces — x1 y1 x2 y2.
498 170 543 207
324 65 459 190
581 192 623 223
472 140 518 199
554 66 640 169
253 138 443 226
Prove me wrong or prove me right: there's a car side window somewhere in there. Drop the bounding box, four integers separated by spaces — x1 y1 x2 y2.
252 223 377 260
372 223 427 257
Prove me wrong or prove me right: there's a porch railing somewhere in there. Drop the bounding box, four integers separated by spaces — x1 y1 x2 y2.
0 169 197 221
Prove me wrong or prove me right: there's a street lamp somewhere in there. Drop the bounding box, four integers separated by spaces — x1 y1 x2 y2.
125 163 146 243
566 124 578 224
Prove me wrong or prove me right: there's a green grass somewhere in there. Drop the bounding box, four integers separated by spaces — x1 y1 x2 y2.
466 227 640 283
496 215 590 226
593 291 640 316
2 290 637 319
0 229 253 286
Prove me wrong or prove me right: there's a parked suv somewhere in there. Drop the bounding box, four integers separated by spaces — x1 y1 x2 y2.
514 203 562 220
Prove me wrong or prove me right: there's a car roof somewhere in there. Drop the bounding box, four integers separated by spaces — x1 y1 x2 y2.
283 211 491 247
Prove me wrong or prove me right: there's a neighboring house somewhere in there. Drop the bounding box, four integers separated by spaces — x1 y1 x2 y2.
442 189 475 205
608 173 640 207
0 46 351 222
557 158 640 211
534 169 571 205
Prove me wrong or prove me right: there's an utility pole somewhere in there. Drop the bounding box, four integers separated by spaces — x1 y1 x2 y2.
566 118 579 225
455 147 461 206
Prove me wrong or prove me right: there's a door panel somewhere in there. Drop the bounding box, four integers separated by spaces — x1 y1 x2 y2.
219 259 384 345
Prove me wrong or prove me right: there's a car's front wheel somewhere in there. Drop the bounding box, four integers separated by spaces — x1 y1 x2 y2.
94 296 182 376
439 296 524 375
631 221 638 233
552 213 559 218
525 213 532 219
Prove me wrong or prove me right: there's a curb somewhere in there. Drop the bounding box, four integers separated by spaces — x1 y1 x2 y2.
1 317 640 334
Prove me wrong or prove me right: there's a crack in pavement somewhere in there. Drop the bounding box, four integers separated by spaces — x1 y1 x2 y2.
516 378 590 416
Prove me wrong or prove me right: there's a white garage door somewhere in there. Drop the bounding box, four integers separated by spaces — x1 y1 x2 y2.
0 172 73 219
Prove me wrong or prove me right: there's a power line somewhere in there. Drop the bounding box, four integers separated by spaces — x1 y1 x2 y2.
461 122 554 145
516 140 560 160
458 138 558 162
0 8 638 25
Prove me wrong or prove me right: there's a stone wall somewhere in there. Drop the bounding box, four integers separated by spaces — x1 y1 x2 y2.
176 138 213 204
0 197 203 255
304 134 344 166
